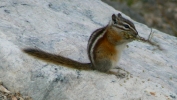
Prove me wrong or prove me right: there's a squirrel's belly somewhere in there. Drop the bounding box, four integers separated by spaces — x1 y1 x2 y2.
111 43 128 68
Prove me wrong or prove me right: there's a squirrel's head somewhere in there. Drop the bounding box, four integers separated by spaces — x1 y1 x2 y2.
111 13 138 40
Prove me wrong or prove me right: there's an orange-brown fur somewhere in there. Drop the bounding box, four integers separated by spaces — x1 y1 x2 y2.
107 27 123 45
94 28 122 63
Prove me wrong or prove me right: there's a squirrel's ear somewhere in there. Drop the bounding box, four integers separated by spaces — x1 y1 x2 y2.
112 14 117 22
117 13 122 17
116 13 122 21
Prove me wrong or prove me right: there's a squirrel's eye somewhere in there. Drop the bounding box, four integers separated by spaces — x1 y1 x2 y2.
123 24 130 28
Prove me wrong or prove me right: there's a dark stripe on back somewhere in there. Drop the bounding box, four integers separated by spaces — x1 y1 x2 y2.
87 26 107 62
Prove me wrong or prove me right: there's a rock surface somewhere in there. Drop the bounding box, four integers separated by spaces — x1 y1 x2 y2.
0 0 177 100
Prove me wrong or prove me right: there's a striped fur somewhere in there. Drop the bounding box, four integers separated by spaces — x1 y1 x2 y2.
87 26 107 66
113 13 138 36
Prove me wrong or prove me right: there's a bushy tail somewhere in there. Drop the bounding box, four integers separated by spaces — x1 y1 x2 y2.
23 48 92 70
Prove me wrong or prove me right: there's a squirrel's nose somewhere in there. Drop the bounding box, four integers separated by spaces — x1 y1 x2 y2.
134 31 138 36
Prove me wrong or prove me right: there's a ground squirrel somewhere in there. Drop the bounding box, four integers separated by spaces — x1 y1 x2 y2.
23 13 138 77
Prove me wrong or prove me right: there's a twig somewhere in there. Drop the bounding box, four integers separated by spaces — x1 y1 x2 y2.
135 29 163 50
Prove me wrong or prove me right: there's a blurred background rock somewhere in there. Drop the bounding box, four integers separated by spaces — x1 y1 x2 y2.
102 0 177 37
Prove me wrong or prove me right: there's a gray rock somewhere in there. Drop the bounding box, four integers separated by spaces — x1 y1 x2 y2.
0 0 177 100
